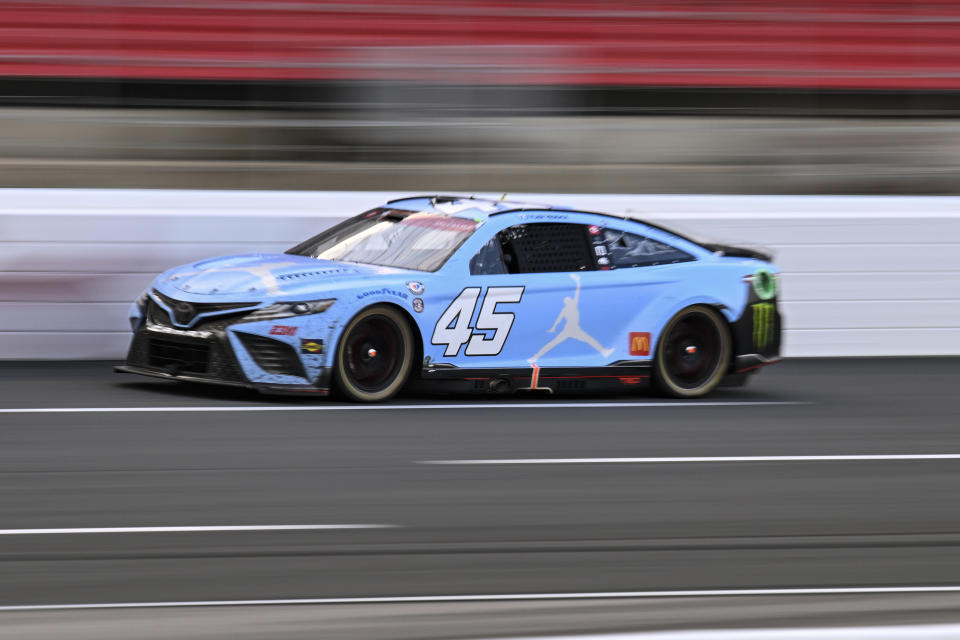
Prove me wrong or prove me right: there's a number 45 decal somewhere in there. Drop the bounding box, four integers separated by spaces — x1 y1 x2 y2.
432 287 524 357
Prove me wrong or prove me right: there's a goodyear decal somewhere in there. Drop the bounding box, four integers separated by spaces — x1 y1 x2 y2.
356 288 408 301
752 302 775 350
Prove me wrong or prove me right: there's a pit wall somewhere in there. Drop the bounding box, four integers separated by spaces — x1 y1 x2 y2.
2 190 957 359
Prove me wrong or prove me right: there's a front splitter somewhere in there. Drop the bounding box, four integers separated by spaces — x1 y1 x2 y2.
114 365 330 396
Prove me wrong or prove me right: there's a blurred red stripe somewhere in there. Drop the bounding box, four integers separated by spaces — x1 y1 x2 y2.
0 1 958 88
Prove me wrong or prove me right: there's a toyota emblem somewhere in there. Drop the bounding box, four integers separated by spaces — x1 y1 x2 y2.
172 301 196 325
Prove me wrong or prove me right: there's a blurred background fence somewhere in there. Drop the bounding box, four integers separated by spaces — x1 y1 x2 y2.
1 0 960 192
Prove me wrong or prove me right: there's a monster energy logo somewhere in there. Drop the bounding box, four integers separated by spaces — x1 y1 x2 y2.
752 268 778 300
753 302 775 350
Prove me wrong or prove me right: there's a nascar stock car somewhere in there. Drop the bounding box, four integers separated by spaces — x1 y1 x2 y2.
118 195 782 401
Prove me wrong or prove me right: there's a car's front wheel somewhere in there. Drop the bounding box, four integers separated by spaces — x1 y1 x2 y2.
334 305 415 402
653 304 731 398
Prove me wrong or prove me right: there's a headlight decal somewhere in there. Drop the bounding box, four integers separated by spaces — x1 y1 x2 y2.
243 299 336 322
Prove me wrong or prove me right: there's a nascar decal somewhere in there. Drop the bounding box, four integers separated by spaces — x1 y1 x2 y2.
529 274 613 364
432 287 524 357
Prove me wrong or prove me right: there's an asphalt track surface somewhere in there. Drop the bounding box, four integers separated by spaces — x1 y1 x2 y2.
1 357 959 638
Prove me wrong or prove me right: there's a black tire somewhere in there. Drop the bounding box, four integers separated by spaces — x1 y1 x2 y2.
653 305 731 399
334 305 415 402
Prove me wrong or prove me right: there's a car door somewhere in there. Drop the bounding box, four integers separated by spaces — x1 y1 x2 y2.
429 221 615 369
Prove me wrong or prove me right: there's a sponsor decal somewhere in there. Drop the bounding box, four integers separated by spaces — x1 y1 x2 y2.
619 376 644 385
269 324 298 336
588 225 602 235
404 214 478 232
597 256 610 266
528 274 613 364
752 302 776 349
629 332 651 357
412 298 424 313
594 245 608 257
356 288 409 301
406 281 425 295
300 339 324 354
752 268 778 301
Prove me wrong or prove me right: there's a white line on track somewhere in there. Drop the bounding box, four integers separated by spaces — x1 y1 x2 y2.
3 586 960 612
0 524 395 535
0 401 804 414
421 454 960 465
479 624 960 640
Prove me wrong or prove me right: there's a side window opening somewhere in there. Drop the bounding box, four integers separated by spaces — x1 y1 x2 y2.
498 223 594 274
469 236 509 275
592 227 694 269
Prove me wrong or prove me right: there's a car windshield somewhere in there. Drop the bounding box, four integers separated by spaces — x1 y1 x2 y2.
287 208 478 272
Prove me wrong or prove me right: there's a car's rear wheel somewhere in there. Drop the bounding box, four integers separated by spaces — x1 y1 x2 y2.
653 305 731 398
335 305 414 402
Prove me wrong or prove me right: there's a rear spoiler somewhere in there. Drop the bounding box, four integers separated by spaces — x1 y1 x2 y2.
640 219 774 263
700 242 774 263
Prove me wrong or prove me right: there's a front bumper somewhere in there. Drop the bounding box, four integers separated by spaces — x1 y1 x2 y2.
120 326 332 395
115 363 331 395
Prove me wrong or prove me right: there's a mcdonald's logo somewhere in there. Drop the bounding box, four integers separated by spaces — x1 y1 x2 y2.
752 303 775 350
629 332 651 356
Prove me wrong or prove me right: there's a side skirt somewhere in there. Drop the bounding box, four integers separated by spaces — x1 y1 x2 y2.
419 364 652 395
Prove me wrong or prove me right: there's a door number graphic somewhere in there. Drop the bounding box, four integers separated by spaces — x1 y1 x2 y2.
432 287 524 357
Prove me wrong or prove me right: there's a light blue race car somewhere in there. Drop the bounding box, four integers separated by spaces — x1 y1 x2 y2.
118 195 782 401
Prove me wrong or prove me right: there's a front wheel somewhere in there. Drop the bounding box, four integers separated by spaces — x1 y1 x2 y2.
334 305 415 402
653 305 731 398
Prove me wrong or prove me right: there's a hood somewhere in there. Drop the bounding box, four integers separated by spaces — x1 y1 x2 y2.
158 253 408 298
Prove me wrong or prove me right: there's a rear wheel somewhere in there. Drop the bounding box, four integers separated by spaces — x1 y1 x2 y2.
653 305 731 398
335 305 414 402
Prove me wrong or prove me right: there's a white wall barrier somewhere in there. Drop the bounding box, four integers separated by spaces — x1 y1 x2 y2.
2 189 959 359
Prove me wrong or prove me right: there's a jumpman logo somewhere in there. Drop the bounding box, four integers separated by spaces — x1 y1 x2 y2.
528 273 614 364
